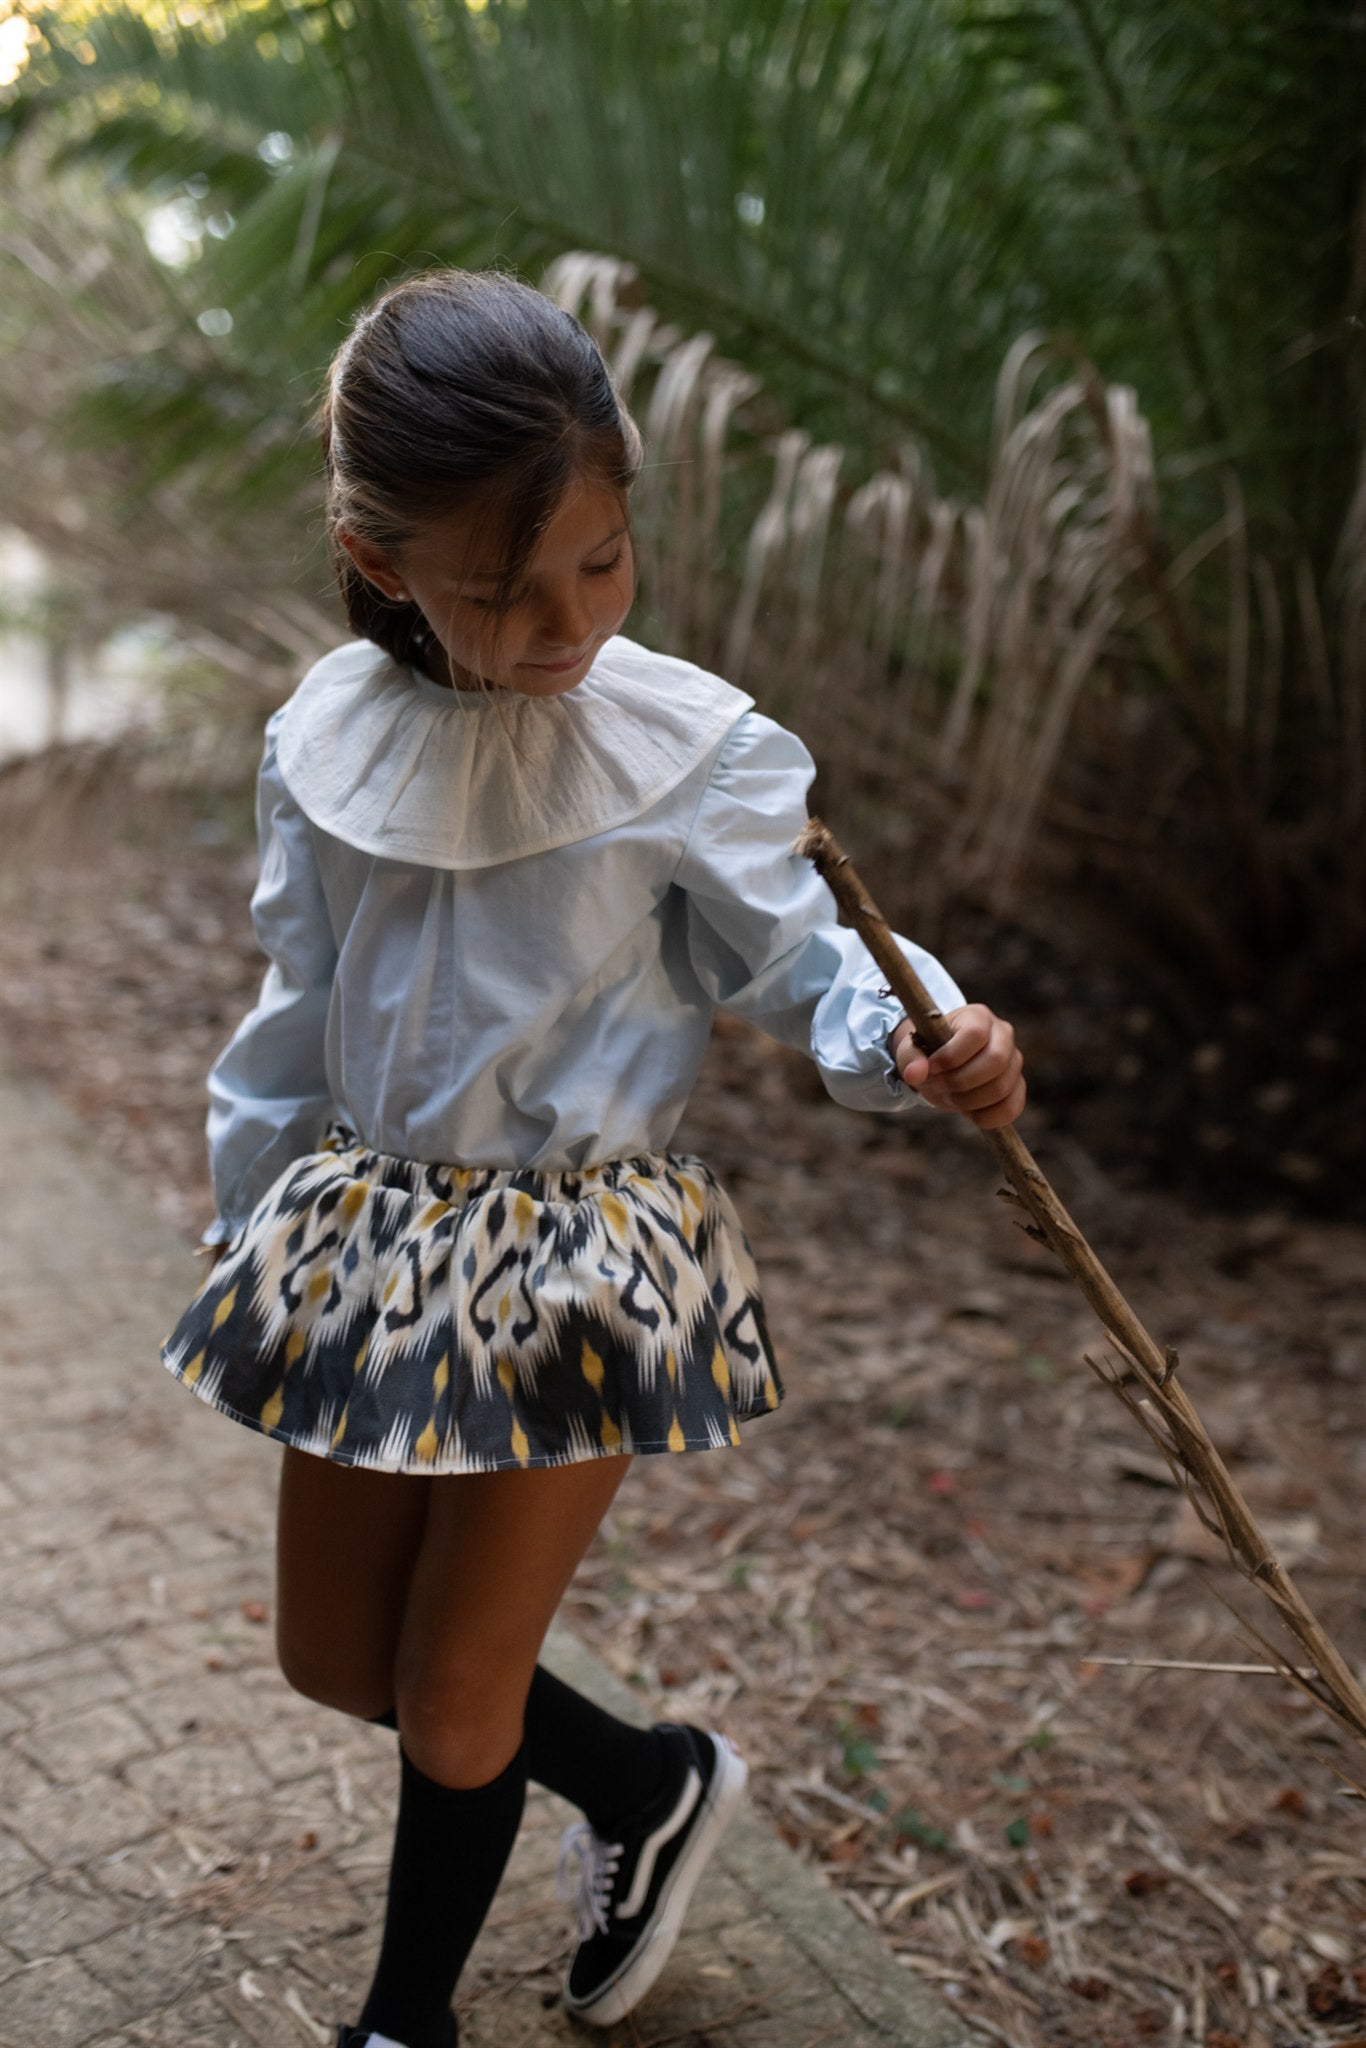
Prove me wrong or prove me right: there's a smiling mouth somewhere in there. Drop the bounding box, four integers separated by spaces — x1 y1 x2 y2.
524 650 593 673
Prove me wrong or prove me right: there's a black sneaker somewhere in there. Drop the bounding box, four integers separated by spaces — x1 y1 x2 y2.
556 1724 748 2025
336 2033 412 2047
336 2027 454 2047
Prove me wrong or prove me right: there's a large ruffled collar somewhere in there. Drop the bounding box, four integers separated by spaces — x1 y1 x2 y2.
275 636 752 869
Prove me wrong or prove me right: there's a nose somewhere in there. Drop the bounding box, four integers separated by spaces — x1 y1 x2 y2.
537 579 595 652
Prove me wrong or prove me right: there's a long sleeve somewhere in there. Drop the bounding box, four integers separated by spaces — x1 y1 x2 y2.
203 713 338 1242
675 711 965 1113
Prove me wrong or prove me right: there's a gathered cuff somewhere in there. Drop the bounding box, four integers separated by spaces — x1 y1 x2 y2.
867 997 923 1108
878 1001 912 1102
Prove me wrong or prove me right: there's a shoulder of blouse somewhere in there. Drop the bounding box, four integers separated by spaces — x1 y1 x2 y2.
271 636 755 871
677 704 818 852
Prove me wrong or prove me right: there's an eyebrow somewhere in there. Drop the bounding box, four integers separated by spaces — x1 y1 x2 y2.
457 525 629 587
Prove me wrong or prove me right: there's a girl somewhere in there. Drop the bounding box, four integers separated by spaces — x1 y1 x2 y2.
161 269 1025 2048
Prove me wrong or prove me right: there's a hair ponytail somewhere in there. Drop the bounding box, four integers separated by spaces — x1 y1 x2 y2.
317 269 641 684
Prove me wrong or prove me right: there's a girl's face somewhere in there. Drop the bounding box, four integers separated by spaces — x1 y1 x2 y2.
343 479 635 697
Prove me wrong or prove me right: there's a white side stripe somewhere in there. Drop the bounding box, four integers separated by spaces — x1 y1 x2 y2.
617 1765 703 1920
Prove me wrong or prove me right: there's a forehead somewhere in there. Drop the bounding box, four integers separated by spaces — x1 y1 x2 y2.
406 479 627 582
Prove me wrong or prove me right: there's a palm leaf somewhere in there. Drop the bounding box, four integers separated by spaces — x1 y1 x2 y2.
13 0 1357 559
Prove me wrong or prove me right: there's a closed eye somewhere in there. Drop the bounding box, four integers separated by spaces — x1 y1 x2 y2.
461 547 626 611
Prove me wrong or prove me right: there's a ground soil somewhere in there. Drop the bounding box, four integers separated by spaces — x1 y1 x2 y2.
1 751 1362 2048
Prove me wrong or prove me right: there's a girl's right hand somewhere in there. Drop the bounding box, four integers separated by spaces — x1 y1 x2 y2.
889 1004 1026 1129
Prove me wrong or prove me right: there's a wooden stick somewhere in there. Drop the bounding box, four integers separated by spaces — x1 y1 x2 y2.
796 817 1366 1746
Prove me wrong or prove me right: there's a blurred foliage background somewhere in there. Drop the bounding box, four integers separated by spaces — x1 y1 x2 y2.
1 0 1363 1207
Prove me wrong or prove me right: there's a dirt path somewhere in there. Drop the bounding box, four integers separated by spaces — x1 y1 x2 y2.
0 1051 970 2048
2 780 1362 2048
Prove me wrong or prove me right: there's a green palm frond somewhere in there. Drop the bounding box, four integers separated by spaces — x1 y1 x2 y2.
10 0 1359 559
1 147 338 681
0 0 1091 482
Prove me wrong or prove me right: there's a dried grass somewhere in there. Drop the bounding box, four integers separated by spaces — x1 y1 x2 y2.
543 255 1154 910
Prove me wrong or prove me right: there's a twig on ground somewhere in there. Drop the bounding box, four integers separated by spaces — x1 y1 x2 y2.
283 1987 330 2044
885 1870 965 1916
1082 1656 1315 1676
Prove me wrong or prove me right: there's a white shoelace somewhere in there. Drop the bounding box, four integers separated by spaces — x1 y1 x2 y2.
556 1820 625 1941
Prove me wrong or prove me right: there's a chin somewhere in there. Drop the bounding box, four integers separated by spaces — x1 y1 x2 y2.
507 648 601 696
502 670 585 699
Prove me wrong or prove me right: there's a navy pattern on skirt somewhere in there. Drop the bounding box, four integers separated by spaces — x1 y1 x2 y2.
161 1126 782 1473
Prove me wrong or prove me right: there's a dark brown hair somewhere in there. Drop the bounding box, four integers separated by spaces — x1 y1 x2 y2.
318 269 641 681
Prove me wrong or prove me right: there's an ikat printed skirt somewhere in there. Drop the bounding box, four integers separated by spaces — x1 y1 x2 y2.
160 1125 782 1474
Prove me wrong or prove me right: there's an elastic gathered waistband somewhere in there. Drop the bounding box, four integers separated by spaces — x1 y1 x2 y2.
318 1121 709 1205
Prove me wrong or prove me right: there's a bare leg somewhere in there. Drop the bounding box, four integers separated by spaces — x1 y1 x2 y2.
351 1456 633 2045
394 1456 632 1787
274 1446 431 1720
274 1444 638 1789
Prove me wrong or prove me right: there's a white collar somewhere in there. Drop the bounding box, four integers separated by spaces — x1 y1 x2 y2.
275 636 752 870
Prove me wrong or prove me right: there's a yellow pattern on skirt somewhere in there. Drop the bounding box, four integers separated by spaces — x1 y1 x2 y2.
161 1127 782 1474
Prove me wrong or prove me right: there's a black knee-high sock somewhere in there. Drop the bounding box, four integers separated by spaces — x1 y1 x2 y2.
522 1665 679 1835
356 1742 526 2048
368 1668 675 1839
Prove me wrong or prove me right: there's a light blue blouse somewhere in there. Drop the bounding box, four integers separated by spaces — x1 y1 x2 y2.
204 639 965 1242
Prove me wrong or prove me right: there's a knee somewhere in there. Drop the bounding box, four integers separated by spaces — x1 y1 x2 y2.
395 1658 528 1787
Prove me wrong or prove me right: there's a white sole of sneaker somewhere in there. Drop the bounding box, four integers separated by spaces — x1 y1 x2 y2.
564 1733 749 2027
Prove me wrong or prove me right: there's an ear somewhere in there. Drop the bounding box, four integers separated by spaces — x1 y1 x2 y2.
338 528 410 604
